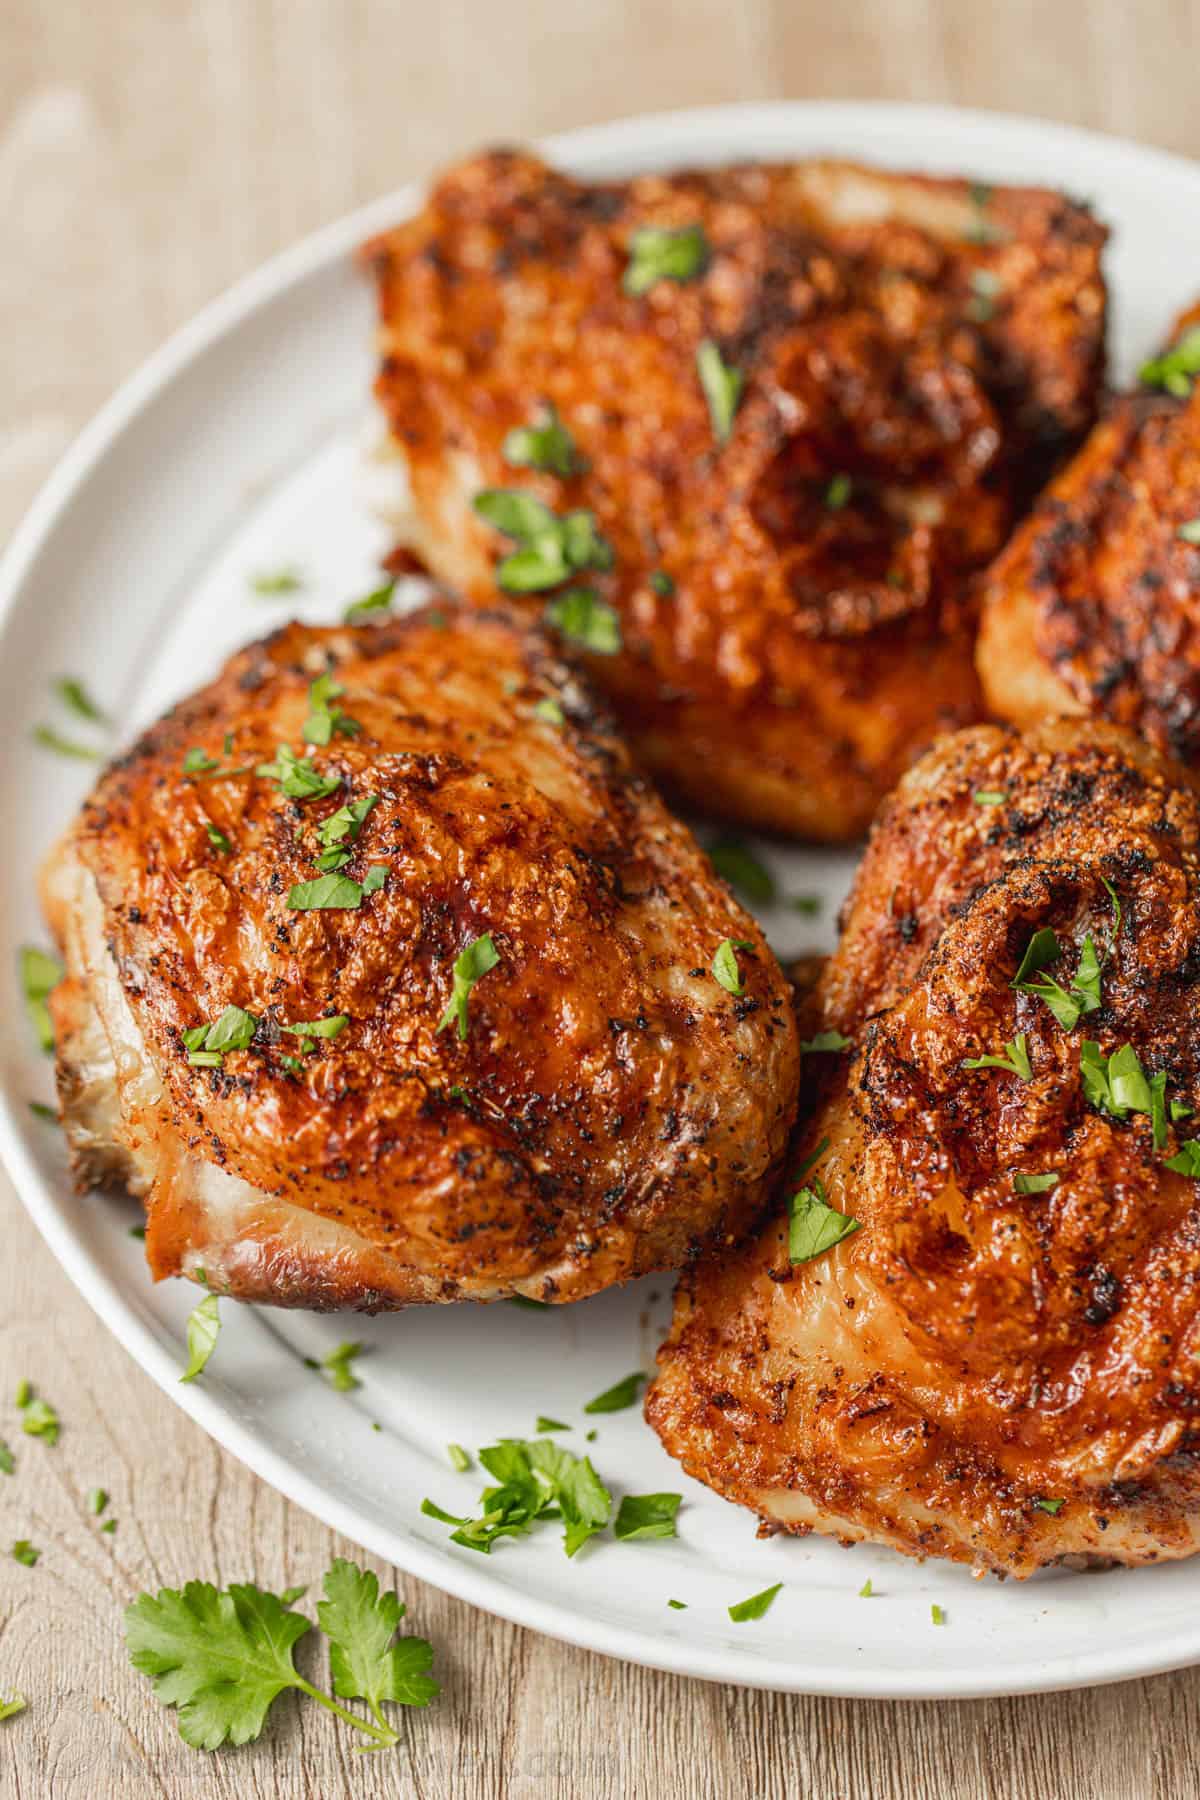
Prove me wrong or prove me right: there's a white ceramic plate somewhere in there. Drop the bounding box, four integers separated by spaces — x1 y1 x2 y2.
4 102 1200 1701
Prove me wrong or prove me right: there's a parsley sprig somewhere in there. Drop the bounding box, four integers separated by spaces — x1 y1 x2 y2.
124 1559 437 1751
422 1437 612 1558
502 404 582 478
623 223 710 296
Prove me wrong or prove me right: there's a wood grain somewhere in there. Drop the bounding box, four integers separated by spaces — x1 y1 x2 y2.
3 1 1199 1793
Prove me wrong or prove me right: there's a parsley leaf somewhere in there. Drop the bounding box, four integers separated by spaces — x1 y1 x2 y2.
32 724 102 760
974 789 1007 806
931 1603 946 1626
788 1178 860 1265
1165 1140 1200 1177
88 1487 109 1516
11 1541 38 1567
613 1493 681 1541
288 873 365 911
205 822 233 854
472 491 613 596
712 938 755 996
1141 326 1200 397
1013 1171 1060 1194
55 677 108 724
0 1442 13 1476
583 1373 646 1415
544 589 622 654
824 472 852 510
1033 1497 1065 1515
728 1583 781 1623
281 1014 348 1055
858 1579 874 1598
696 340 743 444
1178 519 1200 545
343 581 396 624
503 404 581 478
533 696 565 726
423 1437 611 1558
1011 926 1103 1031
20 946 62 1054
623 223 709 296
183 1006 257 1068
19 1390 59 1446
251 567 304 596
799 1030 852 1055
180 1294 221 1384
0 1695 26 1722
436 934 499 1040
316 1560 438 1729
1080 1040 1159 1123
649 570 675 596
964 1034 1032 1081
706 838 775 905
667 1599 687 1610
447 1443 471 1471
320 1342 363 1393
256 745 341 801
303 674 360 748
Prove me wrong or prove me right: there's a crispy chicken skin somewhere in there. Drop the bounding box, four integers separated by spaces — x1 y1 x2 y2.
365 150 1107 841
978 314 1200 762
648 720 1200 1576
40 602 800 1309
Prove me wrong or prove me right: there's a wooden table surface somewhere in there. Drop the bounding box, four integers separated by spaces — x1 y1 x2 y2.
3 2 1199 1794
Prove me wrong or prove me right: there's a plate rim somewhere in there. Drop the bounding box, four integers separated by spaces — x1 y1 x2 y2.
5 97 1200 1699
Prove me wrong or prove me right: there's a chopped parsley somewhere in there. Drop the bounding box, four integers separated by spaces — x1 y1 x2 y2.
613 1493 681 1542
649 570 675 596
182 1005 257 1067
964 1034 1032 1081
1080 1040 1157 1120
88 1487 109 1516
967 268 1002 322
712 937 755 997
28 1101 57 1122
255 744 341 801
20 946 62 1053
532 696 565 726
54 677 108 724
471 490 613 595
623 223 710 296
125 1559 437 1750
447 1443 471 1472
728 1583 782 1624
696 340 743 444
706 838 775 905
1012 1171 1060 1194
281 1014 348 1054
32 725 102 760
1178 519 1200 545
11 1541 38 1567
536 1417 569 1433
0 1441 13 1476
858 1579 874 1598
667 1599 687 1610
788 1179 860 1265
1140 326 1200 398
800 1030 852 1055
288 873 368 911
315 792 379 870
583 1373 646 1415
343 580 396 624
974 789 1007 806
303 674 360 747
0 1695 26 1722
1165 1140 1200 1177
19 1389 59 1446
251 567 304 596
544 589 622 654
205 822 233 854
1011 926 1102 1031
1033 1497 1065 1515
320 1341 363 1393
502 404 581 478
180 1293 221 1383
422 1437 611 1558
931 1603 946 1625
824 473 852 510
436 934 499 1040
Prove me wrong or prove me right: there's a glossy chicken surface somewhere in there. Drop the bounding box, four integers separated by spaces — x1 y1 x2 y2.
41 603 800 1309
366 150 1107 840
649 720 1200 1575
978 316 1200 765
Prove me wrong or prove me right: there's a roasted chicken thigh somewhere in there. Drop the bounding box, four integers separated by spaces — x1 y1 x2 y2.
978 310 1200 763
366 150 1107 840
649 720 1200 1575
41 603 799 1309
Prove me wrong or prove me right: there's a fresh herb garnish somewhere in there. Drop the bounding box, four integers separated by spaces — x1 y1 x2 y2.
1033 1498 1065 1515
1141 327 1200 397
623 223 710 296
793 1137 830 1185
824 473 852 510
124 1559 436 1750
667 1599 687 1610
532 696 565 726
205 822 233 854
288 873 368 911
0 1442 13 1476
11 1541 38 1567
1178 519 1200 545
649 570 675 596
436 934 499 1040
536 1417 569 1433
964 1034 1032 1081
447 1443 471 1472
788 1179 860 1265
1011 927 1102 1031
706 838 775 905
251 567 304 597
502 404 581 478
28 1101 57 1122
320 1342 363 1393
281 1014 348 1055
256 745 341 801
1080 1040 1156 1120
1165 1140 1200 1176
32 725 102 760
1013 1171 1060 1194
696 340 743 444
583 1373 646 1415
422 1437 611 1558
931 1603 946 1625
343 581 396 624
88 1487 109 1516
974 789 1007 806
967 268 1002 321
303 674 360 747
0 1695 26 1722
180 1294 221 1384
19 1388 59 1446
20 946 62 1053
799 1030 852 1055
182 1006 257 1068
859 1579 874 1598
54 677 108 724
728 1583 781 1624
712 937 755 997
315 793 378 867
613 1493 681 1542
472 491 612 595
544 589 622 654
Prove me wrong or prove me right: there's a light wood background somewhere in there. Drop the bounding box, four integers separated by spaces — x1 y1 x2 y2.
3 2 1200 1795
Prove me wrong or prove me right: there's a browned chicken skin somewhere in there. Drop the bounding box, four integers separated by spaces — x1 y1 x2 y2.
978 310 1200 762
648 720 1200 1576
365 151 1107 842
41 602 800 1309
